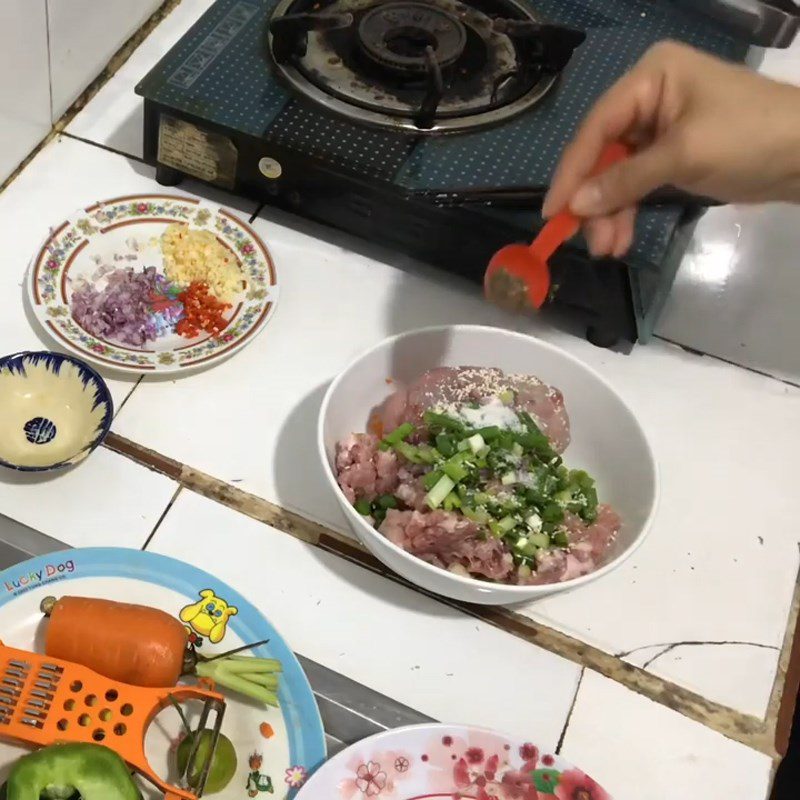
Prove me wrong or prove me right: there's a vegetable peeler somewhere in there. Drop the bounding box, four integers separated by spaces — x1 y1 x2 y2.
0 641 225 800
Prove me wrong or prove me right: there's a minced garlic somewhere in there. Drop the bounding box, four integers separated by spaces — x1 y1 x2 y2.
160 223 243 300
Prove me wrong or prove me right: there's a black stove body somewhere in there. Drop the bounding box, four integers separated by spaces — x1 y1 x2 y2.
137 0 796 346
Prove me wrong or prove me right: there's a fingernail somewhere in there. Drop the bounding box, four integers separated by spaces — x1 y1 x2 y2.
570 183 602 215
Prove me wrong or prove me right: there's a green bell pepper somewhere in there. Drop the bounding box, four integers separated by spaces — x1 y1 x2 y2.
7 743 140 800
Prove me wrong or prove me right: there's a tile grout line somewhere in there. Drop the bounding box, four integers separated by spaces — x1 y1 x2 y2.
653 334 800 390
140 484 183 551
555 667 584 755
61 132 147 165
43 0 55 125
101 431 781 758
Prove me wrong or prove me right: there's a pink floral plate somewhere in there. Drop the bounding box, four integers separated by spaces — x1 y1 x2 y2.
298 723 611 800
26 194 279 375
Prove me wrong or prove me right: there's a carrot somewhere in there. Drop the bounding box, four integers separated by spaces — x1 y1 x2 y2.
260 722 274 739
43 596 187 688
40 596 283 704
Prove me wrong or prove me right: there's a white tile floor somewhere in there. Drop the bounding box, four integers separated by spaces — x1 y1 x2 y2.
0 448 177 549
147 490 582 748
561 671 772 800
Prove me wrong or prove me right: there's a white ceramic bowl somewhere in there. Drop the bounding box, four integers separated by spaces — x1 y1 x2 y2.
318 325 658 605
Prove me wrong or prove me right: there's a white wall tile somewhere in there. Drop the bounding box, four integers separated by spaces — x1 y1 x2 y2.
47 0 162 121
67 0 214 157
0 0 51 182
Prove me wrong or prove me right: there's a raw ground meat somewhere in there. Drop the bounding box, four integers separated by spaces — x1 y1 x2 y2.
335 434 399 504
336 367 619 586
379 509 515 582
371 367 571 453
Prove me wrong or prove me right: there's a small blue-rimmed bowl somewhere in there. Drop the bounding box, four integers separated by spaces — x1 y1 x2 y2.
0 351 113 472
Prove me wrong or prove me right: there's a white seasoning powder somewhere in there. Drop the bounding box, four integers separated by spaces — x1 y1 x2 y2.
456 398 524 432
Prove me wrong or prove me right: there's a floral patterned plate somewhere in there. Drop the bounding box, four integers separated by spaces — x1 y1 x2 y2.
298 723 611 800
27 194 279 374
0 547 325 798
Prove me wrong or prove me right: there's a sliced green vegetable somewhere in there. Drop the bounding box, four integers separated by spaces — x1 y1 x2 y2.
435 433 457 457
443 492 462 512
7 744 140 800
423 411 465 434
541 503 565 523
380 422 414 448
394 441 424 464
196 658 280 706
423 469 444 490
472 426 501 442
466 433 485 454
489 515 517 538
553 530 570 548
354 498 371 516
426 474 456 509
529 532 551 549
377 494 398 509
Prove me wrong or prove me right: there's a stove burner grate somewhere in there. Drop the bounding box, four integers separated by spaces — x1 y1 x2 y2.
267 0 586 133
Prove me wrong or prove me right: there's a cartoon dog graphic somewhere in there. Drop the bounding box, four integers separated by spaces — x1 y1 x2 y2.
180 589 237 645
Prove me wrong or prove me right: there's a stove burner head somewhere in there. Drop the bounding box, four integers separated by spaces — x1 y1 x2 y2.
268 0 587 134
357 3 466 74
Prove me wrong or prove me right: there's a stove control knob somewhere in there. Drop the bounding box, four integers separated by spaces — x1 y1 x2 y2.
258 157 283 180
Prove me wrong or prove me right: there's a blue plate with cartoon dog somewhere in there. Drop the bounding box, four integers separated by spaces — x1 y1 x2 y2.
0 547 326 798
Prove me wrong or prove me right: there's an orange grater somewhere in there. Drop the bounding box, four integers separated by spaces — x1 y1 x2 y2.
0 640 226 800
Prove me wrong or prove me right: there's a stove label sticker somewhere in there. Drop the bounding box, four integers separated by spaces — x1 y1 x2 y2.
158 116 238 189
167 1 257 90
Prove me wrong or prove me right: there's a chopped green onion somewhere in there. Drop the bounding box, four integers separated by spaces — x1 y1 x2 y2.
395 441 424 464
501 471 517 486
354 499 371 516
377 495 398 509
511 442 524 458
553 530 570 548
381 423 414 448
542 503 564 523
423 411 465 434
443 460 470 482
489 515 517 538
435 433 456 458
499 389 515 405
463 506 491 524
423 469 444 490
417 444 441 464
467 433 485 454
472 426 501 442
529 532 551 549
443 492 462 512
426 475 456 509
525 513 542 532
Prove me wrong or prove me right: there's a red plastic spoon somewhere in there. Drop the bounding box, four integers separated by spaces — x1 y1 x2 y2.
484 141 631 312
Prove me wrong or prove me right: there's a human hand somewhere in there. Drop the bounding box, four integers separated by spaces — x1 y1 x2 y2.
542 41 800 257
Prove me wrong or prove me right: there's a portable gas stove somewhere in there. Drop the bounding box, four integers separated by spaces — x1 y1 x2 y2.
136 0 799 346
